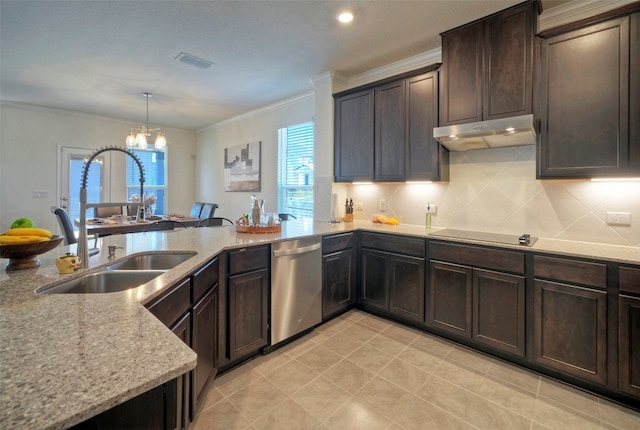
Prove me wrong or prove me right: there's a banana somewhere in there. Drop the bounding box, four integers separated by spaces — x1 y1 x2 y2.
0 235 49 245
4 227 52 238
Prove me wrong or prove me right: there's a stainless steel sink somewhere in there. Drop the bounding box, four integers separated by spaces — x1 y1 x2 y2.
37 270 166 294
36 251 196 294
105 251 196 271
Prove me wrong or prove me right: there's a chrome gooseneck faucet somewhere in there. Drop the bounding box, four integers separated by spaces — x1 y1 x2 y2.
78 146 145 268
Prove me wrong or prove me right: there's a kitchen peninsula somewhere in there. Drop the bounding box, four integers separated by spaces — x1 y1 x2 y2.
1 220 639 429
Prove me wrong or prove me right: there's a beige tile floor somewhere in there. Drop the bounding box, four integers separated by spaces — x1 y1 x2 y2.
192 310 640 430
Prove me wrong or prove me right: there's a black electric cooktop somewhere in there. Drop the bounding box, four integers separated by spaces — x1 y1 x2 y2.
429 229 538 247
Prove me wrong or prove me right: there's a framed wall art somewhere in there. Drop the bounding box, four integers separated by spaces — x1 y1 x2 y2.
224 141 261 192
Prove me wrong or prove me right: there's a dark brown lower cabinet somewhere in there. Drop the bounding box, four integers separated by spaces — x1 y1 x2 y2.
192 286 218 413
323 248 356 319
427 263 525 356
71 380 177 430
171 313 191 430
228 268 269 362
619 295 640 397
473 269 525 357
427 261 472 337
361 247 425 323
533 279 608 385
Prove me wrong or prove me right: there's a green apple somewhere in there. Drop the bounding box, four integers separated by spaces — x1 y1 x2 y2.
10 217 36 229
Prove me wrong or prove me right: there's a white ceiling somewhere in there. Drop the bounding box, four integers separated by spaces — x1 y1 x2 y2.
1 0 562 131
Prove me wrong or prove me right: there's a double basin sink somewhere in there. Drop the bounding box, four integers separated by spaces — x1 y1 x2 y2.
37 252 196 294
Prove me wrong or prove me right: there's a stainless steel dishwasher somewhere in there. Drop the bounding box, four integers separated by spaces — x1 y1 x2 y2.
271 236 322 346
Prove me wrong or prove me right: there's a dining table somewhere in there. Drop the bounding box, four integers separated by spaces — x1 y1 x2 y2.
75 215 203 237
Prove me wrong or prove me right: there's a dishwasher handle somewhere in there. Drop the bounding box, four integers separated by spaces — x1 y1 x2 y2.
272 242 321 257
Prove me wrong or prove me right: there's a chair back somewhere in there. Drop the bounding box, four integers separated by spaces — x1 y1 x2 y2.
143 220 187 232
50 206 77 245
200 203 219 219
198 217 234 227
127 205 141 217
278 213 297 221
189 202 204 218
94 205 123 218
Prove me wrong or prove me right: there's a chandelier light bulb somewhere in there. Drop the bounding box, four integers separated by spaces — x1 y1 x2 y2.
154 132 167 149
125 129 136 147
135 132 148 149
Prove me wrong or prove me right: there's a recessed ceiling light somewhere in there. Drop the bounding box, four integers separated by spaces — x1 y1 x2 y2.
337 11 354 23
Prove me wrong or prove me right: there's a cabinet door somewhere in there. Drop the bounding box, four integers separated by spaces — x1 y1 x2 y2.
171 313 191 430
473 269 525 357
192 286 218 414
533 280 607 385
619 295 640 397
228 269 269 361
389 254 425 323
323 248 356 319
406 71 448 181
334 89 375 182
483 2 534 119
440 22 483 125
375 80 406 182
361 249 389 311
427 261 472 338
631 12 640 169
538 16 631 178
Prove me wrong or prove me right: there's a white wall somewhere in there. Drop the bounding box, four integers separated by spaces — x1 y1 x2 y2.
0 103 196 234
196 93 315 221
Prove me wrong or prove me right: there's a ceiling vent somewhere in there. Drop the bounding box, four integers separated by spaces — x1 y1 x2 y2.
175 52 215 70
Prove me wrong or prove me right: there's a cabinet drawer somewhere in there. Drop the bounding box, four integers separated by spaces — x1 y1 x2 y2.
361 232 425 256
534 255 606 289
430 242 524 274
323 233 355 254
193 257 219 303
147 277 191 327
228 246 269 275
620 266 640 295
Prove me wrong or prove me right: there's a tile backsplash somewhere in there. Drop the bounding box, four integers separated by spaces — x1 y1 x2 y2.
344 145 640 247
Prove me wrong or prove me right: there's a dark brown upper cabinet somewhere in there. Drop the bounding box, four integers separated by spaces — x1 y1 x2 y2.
439 1 539 126
334 66 448 183
537 6 640 178
334 89 375 182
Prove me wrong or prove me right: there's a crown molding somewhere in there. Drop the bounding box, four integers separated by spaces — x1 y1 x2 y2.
538 0 638 32
345 47 442 89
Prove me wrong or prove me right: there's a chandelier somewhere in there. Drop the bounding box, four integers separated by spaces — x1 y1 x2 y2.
125 92 167 149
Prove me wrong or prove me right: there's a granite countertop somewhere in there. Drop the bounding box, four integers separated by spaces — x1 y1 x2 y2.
1 220 638 429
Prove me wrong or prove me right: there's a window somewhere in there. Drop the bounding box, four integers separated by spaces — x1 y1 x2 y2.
277 122 314 219
126 149 166 215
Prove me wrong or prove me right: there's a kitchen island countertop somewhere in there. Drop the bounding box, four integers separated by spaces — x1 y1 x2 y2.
1 220 638 429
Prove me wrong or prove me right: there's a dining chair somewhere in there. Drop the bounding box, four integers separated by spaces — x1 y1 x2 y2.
200 203 219 219
50 207 100 255
197 217 234 227
278 213 297 221
127 205 141 217
189 202 205 218
50 206 77 245
143 220 187 232
94 205 123 218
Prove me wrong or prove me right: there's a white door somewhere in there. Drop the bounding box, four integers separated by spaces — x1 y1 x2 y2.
58 146 111 228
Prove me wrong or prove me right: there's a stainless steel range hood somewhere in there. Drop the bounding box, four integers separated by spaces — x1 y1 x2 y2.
433 114 538 152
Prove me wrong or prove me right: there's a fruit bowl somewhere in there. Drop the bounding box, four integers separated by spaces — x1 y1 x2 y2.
1 235 64 271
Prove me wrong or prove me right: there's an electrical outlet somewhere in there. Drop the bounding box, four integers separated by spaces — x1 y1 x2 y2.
606 211 631 226
355 202 364 211
32 191 49 198
379 199 387 212
426 204 437 214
